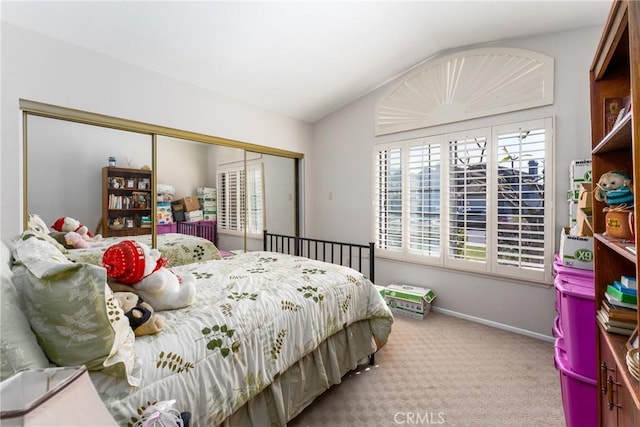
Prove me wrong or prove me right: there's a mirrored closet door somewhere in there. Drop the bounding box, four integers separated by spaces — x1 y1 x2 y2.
22 100 303 254
26 115 153 239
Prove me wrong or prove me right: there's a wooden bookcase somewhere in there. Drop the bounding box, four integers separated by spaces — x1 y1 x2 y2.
101 167 152 237
591 1 640 425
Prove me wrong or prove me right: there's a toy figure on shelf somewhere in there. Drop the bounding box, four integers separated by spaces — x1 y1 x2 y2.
594 171 634 208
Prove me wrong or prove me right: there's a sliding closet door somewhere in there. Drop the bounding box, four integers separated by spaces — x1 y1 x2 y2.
26 115 152 236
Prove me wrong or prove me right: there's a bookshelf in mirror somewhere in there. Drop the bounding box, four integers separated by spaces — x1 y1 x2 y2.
101 166 152 237
591 0 640 425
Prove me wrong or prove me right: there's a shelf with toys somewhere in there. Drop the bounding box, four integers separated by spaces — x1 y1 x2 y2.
101 166 153 237
590 1 640 423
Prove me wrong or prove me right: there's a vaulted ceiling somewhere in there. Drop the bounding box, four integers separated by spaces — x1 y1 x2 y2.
1 1 611 123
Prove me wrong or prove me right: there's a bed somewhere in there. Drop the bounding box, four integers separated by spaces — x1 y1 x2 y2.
2 230 393 426
64 232 222 267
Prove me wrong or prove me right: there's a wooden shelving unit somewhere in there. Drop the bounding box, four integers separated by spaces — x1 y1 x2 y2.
101 166 152 237
591 1 640 425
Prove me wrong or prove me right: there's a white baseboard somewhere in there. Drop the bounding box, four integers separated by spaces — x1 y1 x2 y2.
431 307 555 343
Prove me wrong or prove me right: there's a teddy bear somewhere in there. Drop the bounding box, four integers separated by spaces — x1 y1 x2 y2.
51 216 103 242
594 171 634 207
113 291 165 336
64 231 106 249
27 213 67 252
102 240 196 311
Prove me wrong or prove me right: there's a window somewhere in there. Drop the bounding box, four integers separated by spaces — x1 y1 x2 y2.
373 118 553 283
217 163 264 235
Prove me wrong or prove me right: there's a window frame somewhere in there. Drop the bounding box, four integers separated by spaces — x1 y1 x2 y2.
372 117 555 284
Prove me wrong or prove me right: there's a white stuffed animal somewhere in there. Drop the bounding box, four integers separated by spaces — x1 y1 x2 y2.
51 216 102 242
27 214 67 251
64 231 106 249
102 240 196 311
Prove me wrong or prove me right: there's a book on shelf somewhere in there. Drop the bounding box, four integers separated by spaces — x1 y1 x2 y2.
612 107 627 130
605 97 624 134
621 275 637 289
598 308 637 328
605 291 638 310
607 284 638 305
597 310 636 336
612 280 638 296
602 299 638 322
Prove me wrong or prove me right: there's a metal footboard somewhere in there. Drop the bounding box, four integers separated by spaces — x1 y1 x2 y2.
263 230 375 283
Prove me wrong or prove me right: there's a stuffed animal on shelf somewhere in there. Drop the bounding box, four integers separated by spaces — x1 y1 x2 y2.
102 240 196 311
113 291 165 337
51 216 103 242
64 231 106 249
27 213 67 251
594 171 634 207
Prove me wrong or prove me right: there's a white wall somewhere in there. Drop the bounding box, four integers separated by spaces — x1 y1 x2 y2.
1 20 604 338
1 23 312 238
308 27 602 338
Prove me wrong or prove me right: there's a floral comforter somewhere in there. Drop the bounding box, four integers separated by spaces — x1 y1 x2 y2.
64 233 221 267
90 251 393 426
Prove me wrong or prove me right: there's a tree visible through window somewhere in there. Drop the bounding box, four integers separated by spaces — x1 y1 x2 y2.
373 118 553 283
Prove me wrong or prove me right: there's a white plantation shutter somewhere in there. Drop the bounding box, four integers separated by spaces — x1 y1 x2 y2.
373 144 403 252
217 163 264 234
494 120 550 280
217 172 229 229
246 164 264 235
408 138 441 257
372 118 554 283
446 131 490 270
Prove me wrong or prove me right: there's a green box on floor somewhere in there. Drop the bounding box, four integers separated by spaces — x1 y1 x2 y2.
374 285 386 299
385 284 436 319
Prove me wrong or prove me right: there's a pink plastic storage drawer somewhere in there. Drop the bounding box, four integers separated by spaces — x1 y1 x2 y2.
553 316 563 339
553 255 595 279
554 338 596 427
555 276 596 379
157 223 177 234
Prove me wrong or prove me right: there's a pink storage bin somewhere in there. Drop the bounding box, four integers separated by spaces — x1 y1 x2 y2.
157 223 177 234
553 315 563 339
554 338 597 427
555 276 596 379
553 254 594 279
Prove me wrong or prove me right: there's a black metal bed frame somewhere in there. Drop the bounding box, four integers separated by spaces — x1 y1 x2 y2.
263 230 378 365
262 230 375 283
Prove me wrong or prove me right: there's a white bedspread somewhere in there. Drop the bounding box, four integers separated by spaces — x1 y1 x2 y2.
90 251 393 426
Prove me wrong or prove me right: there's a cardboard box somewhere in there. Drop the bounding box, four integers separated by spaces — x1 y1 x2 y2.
374 285 386 299
570 159 592 184
196 187 216 198
559 227 594 270
202 210 217 221
182 196 201 212
199 198 216 209
157 202 173 225
184 209 204 222
389 306 431 320
385 284 436 319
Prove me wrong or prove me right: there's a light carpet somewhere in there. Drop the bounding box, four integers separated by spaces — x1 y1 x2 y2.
289 312 565 426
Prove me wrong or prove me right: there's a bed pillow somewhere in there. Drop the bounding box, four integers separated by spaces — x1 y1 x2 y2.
10 231 141 386
0 238 50 381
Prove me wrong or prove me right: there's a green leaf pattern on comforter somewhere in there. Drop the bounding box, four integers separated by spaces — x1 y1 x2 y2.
65 233 221 267
90 251 393 426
